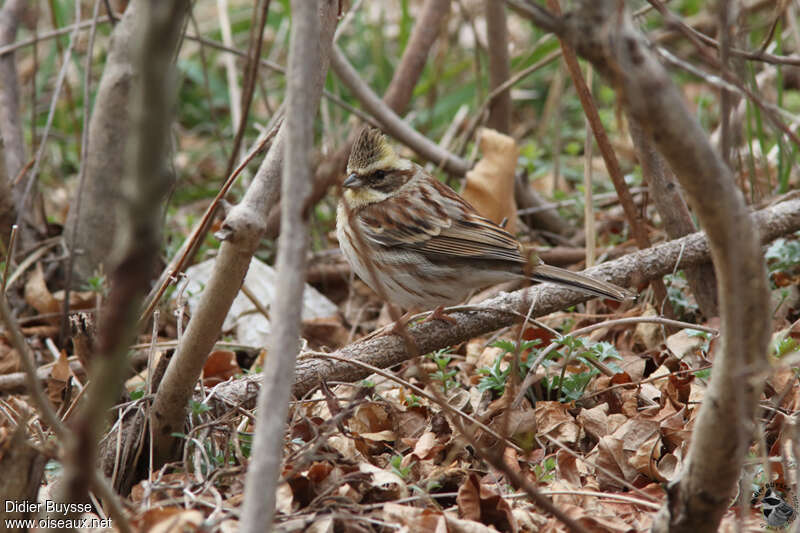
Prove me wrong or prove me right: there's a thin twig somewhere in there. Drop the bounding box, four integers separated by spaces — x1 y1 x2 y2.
61 0 103 346
15 0 83 232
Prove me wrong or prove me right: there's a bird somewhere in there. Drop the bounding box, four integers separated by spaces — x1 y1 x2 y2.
762 488 796 527
336 127 635 323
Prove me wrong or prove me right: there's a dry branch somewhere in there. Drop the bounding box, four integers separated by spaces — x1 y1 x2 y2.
628 118 719 317
548 3 771 531
62 0 190 516
64 4 139 282
239 0 323 527
485 0 511 133
0 0 25 181
0 0 26 243
330 45 469 176
203 197 800 409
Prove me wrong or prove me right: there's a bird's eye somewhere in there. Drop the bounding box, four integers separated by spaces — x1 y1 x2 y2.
372 170 387 180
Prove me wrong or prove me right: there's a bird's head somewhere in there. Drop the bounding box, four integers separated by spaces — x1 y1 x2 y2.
342 127 414 207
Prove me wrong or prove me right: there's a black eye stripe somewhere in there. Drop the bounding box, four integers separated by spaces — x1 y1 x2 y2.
370 170 387 180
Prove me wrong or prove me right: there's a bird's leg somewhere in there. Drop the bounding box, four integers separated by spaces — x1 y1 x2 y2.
385 310 416 336
424 305 458 325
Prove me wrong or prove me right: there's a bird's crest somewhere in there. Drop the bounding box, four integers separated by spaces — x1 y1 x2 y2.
348 127 402 174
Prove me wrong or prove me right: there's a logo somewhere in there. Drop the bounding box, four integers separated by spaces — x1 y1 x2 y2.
752 482 797 530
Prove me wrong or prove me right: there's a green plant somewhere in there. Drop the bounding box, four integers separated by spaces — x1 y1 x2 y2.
533 456 557 481
189 399 211 416
664 271 699 320
766 235 800 275
541 336 622 403
427 349 458 394
404 393 421 408
772 333 799 359
82 273 107 295
390 454 412 479
477 339 540 395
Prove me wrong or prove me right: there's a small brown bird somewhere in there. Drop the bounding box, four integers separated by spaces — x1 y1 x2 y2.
336 128 634 319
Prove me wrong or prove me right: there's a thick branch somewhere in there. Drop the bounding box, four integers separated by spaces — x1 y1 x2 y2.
203 198 800 408
0 0 26 243
60 0 190 518
0 0 25 181
555 3 771 531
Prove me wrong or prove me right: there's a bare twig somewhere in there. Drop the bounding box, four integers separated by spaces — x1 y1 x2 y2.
239 1 326 528
16 1 82 234
546 0 673 314
223 0 271 179
485 0 512 133
330 45 469 176
61 0 103 345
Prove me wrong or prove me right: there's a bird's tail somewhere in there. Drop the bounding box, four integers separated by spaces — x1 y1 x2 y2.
529 264 636 302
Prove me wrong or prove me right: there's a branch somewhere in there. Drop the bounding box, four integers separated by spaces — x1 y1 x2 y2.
0 0 26 181
203 198 800 407
239 0 322 529
546 0 673 313
485 1 511 133
330 45 469 176
628 118 719 317
546 3 771 531
60 0 190 519
383 0 451 112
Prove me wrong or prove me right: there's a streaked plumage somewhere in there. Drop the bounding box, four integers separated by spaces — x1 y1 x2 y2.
337 127 635 311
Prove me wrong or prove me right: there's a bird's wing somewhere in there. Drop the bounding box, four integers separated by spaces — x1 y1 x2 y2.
356 174 525 264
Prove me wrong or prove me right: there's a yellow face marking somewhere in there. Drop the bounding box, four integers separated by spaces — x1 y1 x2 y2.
343 187 390 208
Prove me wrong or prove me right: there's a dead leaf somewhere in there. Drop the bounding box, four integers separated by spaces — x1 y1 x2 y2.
456 473 518 533
202 350 241 386
577 403 609 441
24 263 60 315
47 349 72 406
383 503 447 533
132 508 204 533
460 128 519 233
359 462 408 501
535 401 579 446
0 342 20 375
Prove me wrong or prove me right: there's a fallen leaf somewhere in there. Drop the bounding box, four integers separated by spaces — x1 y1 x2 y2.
202 350 241 386
460 128 519 233
456 473 518 533
24 263 60 316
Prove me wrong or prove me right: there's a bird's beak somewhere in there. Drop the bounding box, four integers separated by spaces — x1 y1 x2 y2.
343 173 363 188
